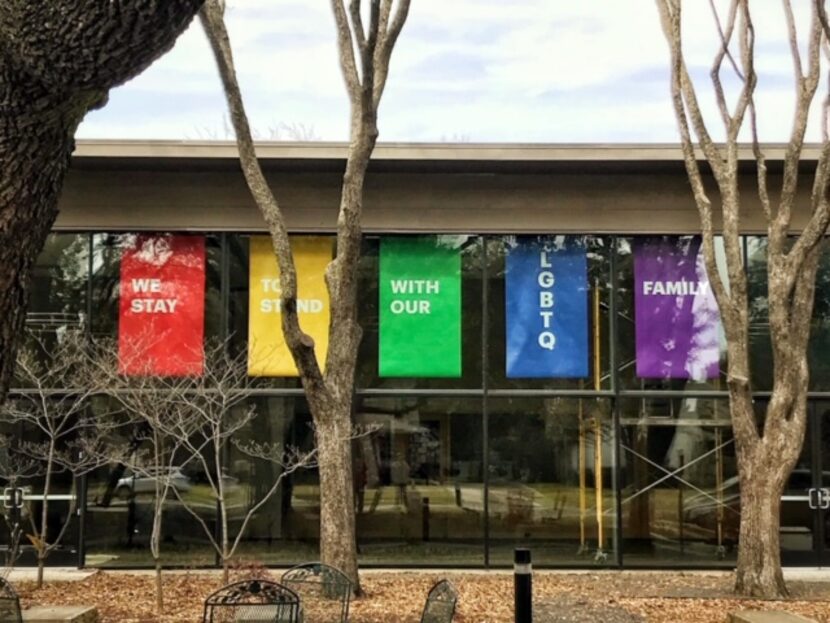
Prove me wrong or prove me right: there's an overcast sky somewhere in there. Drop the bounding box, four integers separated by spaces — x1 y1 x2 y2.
77 1 822 143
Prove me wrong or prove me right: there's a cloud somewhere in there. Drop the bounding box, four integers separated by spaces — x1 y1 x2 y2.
77 0 820 143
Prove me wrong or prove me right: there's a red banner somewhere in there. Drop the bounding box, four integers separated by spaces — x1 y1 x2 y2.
118 234 206 376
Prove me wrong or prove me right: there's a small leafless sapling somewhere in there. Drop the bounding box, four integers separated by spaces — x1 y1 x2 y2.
1 331 123 588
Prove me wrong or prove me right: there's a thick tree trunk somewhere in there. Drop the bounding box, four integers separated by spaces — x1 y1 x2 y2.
0 0 205 404
199 0 409 596
314 400 359 593
734 451 790 598
0 114 76 400
731 371 806 599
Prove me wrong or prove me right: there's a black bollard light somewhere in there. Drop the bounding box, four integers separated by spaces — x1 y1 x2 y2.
514 548 532 623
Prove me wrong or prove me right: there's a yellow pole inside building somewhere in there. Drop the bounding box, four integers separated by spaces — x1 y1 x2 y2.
578 385 586 552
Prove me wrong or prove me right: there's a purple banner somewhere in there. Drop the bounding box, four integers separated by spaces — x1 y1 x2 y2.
634 237 720 380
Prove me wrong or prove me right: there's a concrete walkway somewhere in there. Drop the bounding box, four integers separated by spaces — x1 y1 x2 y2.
6 568 95 583
6 565 830 584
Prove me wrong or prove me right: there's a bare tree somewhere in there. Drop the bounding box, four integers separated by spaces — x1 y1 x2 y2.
0 435 42 576
83 344 202 615
1 332 121 588
136 341 317 584
0 0 205 408
655 0 830 597
199 0 410 591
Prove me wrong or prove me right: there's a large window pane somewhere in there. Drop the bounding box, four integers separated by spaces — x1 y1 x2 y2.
808 242 830 390
488 236 611 390
16 233 89 387
746 237 773 391
617 236 728 391
487 397 616 565
357 236 483 390
354 396 484 565
225 397 319 564
619 398 737 566
90 233 222 341
746 236 830 392
83 397 217 568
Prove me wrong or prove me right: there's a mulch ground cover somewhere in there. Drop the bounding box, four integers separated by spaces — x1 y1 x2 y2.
15 569 830 622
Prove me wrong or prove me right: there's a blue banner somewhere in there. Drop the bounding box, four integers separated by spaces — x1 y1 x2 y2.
505 237 590 378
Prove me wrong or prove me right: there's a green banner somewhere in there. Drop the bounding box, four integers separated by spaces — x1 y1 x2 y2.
379 236 462 377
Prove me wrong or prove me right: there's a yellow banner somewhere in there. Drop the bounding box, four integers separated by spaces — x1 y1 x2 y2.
248 236 332 376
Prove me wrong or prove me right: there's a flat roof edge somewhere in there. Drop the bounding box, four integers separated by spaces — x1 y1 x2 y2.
71 140 821 162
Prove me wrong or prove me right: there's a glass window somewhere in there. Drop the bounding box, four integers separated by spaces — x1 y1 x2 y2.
83 396 218 567
225 397 319 564
619 398 737 566
357 236 483 390
746 237 773 391
745 236 830 392
809 243 830 391
354 396 484 565
487 397 615 565
27 233 88 329
616 236 728 391
16 233 89 387
90 233 222 341
488 236 611 390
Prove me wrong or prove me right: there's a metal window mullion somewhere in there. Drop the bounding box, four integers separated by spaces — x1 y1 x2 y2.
610 236 623 568
482 236 490 568
78 231 94 570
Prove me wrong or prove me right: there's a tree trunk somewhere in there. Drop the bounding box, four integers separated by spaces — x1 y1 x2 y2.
222 559 229 585
151 496 164 614
0 0 206 404
35 449 56 589
314 401 359 593
734 453 790 598
36 554 45 589
0 116 76 401
155 559 164 614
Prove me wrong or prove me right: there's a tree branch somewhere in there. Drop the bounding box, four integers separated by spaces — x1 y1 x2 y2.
199 1 326 391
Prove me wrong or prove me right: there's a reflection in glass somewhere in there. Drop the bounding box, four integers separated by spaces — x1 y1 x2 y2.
353 397 484 565
619 398 737 566
90 233 222 340
357 236 483 390
16 234 89 387
617 236 728 391
488 398 615 565
489 236 610 390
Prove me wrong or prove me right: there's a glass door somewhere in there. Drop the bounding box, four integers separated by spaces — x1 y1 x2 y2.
780 402 825 566
817 402 830 566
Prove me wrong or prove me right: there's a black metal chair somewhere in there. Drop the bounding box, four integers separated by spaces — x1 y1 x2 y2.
281 562 352 623
202 579 301 623
420 579 457 623
0 577 22 623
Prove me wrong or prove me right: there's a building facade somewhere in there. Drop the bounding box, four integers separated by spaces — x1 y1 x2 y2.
10 141 830 569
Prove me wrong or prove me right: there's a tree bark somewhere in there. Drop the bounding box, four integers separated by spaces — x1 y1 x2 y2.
155 559 164 615
0 0 205 403
0 112 77 403
313 398 359 587
734 449 790 597
655 0 829 598
200 0 410 594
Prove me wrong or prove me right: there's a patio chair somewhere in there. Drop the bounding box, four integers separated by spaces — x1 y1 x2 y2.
202 579 301 623
281 562 352 622
420 579 457 623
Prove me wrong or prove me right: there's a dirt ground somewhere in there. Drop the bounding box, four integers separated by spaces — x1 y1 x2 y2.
14 569 830 622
